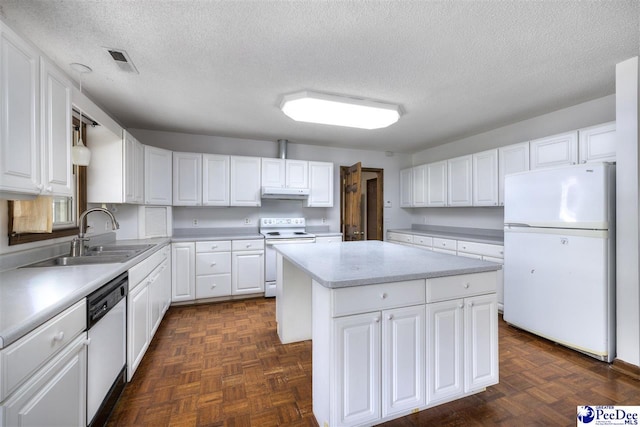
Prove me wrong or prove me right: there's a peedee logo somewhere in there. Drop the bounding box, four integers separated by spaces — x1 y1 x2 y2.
578 406 640 426
578 406 596 423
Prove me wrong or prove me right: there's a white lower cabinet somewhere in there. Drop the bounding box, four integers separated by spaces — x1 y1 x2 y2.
172 242 196 302
127 281 149 380
173 239 265 301
128 244 172 380
195 240 232 299
332 306 426 423
382 305 426 417
1 333 87 427
334 312 381 426
232 249 264 295
313 272 498 427
426 293 498 405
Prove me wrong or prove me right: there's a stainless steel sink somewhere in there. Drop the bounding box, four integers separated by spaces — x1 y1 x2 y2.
23 244 154 268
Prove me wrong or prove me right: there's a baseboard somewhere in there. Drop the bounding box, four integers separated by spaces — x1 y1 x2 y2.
611 358 640 380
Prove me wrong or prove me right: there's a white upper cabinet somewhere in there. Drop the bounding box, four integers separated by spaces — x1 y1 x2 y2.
472 149 498 206
400 168 413 208
88 129 143 204
0 22 40 196
172 152 202 206
447 155 472 207
144 145 172 205
261 158 285 188
285 159 309 188
305 161 334 207
412 164 427 207
0 23 72 199
498 142 529 206
230 156 261 207
203 154 230 206
426 161 447 207
40 58 72 197
123 132 144 204
261 158 308 189
578 122 616 164
529 131 578 169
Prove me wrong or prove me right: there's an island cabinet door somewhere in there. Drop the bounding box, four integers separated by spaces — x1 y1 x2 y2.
382 305 426 417
426 299 464 404
464 294 499 392
333 312 381 427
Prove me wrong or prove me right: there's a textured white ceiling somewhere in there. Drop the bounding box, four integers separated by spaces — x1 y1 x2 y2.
1 1 638 153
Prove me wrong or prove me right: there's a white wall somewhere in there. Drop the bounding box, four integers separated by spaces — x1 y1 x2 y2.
615 57 640 367
407 95 615 230
130 129 413 232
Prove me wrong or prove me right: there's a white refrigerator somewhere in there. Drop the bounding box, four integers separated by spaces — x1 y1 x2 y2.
503 163 615 362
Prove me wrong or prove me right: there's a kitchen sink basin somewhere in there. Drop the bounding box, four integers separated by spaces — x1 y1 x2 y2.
23 244 154 268
87 244 154 254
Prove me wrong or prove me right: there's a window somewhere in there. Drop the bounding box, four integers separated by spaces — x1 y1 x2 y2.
8 117 86 245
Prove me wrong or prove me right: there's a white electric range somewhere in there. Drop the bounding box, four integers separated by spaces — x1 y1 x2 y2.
260 218 315 297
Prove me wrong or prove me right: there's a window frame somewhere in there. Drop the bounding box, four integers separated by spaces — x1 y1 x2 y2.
7 117 86 246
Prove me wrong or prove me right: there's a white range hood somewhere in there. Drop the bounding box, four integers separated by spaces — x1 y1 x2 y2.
261 186 310 199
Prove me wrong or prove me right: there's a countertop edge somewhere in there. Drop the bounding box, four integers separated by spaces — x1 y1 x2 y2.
0 237 171 349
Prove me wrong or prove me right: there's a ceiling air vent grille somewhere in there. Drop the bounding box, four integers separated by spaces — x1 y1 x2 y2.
103 47 139 74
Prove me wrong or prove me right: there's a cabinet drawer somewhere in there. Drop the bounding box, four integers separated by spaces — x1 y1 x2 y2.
387 232 413 244
413 235 433 247
129 244 169 288
196 252 231 275
332 280 426 317
426 271 497 303
232 239 264 251
196 274 232 298
433 238 456 251
196 240 232 253
456 241 504 258
0 299 86 401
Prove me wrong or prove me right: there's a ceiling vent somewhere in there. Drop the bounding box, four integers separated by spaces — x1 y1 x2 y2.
103 47 139 74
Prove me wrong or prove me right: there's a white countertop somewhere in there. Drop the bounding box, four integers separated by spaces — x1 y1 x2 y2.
172 228 263 241
0 238 170 349
274 240 501 288
388 227 504 245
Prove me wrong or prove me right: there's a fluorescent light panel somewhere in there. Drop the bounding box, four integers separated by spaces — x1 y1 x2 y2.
280 91 401 130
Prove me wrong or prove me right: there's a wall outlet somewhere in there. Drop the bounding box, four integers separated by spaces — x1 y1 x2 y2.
192 219 198 227
322 218 327 224
423 216 428 224
244 218 252 225
105 220 111 231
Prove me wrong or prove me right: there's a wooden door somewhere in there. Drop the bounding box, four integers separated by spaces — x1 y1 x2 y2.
366 178 378 240
343 162 363 241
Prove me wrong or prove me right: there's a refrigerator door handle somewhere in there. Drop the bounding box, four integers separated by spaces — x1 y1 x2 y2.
505 223 531 228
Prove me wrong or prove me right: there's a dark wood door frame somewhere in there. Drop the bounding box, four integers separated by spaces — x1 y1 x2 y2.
340 166 384 241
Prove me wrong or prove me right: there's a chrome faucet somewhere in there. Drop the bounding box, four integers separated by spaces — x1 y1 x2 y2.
70 207 120 256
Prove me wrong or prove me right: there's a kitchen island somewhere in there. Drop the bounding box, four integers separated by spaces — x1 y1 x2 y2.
274 240 501 427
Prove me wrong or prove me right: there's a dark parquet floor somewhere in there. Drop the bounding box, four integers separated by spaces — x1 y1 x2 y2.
107 298 639 427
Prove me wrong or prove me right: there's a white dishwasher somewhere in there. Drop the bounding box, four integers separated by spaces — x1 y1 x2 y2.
86 272 128 427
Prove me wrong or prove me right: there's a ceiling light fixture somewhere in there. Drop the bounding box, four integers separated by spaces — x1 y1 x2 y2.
70 63 92 166
280 91 401 130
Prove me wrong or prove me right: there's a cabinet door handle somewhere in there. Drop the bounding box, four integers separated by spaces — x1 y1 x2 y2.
211 284 217 289
246 244 252 248
380 293 388 299
211 245 218 249
374 317 380 323
387 314 394 320
210 262 217 267
463 283 470 289
52 331 65 342
458 303 464 309
468 302 474 307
